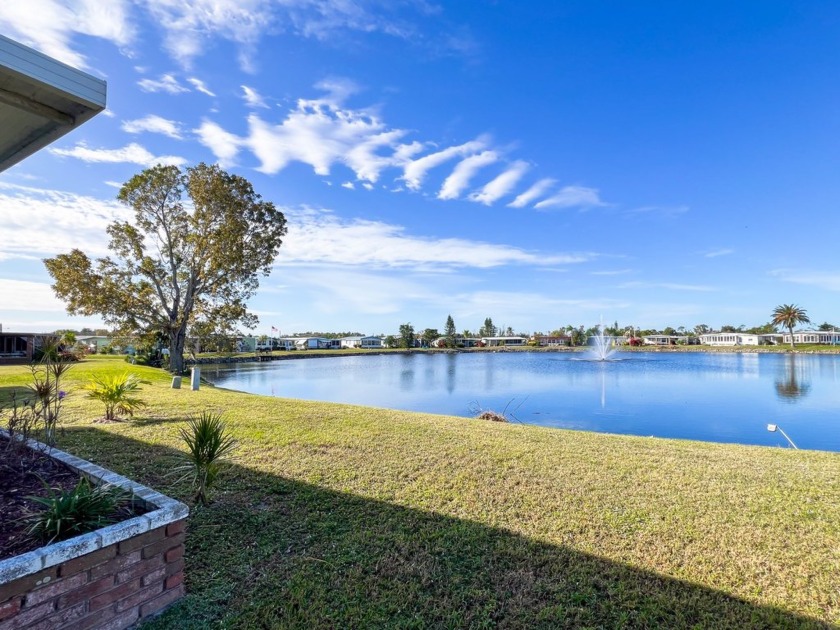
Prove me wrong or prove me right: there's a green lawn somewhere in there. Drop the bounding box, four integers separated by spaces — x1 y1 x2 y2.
2 356 838 628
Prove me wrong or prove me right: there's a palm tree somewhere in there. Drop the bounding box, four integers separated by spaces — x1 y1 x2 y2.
771 304 811 349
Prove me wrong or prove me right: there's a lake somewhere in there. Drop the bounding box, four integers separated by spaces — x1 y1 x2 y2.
200 351 840 452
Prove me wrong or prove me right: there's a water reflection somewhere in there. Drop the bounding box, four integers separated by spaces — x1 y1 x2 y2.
774 355 811 402
446 353 456 395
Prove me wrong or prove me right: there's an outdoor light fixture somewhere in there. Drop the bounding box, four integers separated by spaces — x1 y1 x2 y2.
767 424 798 449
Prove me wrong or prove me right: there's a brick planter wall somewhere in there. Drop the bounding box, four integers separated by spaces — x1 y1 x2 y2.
0 437 189 630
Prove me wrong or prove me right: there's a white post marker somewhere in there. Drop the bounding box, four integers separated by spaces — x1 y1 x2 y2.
767 424 798 449
191 367 201 391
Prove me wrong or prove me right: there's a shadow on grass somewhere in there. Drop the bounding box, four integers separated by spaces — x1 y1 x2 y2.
0 385 30 405
60 428 830 630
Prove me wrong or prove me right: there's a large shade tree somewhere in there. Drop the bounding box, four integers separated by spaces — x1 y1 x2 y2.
44 163 287 374
771 304 811 349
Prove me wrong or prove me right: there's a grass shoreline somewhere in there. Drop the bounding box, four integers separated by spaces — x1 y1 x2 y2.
2 356 838 627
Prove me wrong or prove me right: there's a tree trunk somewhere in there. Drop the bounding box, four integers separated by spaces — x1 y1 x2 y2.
169 324 188 374
788 325 795 349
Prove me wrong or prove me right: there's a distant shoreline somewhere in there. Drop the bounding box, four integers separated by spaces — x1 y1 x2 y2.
186 343 840 365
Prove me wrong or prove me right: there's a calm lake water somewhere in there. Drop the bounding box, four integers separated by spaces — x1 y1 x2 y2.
201 351 840 452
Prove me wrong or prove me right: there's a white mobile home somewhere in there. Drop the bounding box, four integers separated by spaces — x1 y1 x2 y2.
699 333 759 346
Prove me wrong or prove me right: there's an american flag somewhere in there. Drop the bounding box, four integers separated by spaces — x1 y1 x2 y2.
271 326 278 333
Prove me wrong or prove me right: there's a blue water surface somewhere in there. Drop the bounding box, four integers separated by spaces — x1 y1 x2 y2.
201 351 840 452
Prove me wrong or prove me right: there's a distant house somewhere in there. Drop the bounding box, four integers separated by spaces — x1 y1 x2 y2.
0 332 39 363
643 335 684 346
535 335 571 347
76 335 112 352
294 337 332 350
782 330 840 345
699 333 759 346
341 336 383 349
481 336 527 347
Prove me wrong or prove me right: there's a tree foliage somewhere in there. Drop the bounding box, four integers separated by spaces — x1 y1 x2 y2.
444 315 456 345
399 323 415 349
44 163 287 374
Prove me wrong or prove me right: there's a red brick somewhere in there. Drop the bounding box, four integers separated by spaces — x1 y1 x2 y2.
115 582 163 612
30 602 86 629
117 527 164 555
24 572 88 607
0 601 53 630
89 550 141 580
0 599 21 622
60 544 117 577
57 576 114 609
164 543 184 564
72 607 138 630
141 567 167 587
141 532 185 560
165 520 186 537
89 580 140 612
164 572 184 590
165 558 184 577
0 568 57 604
139 584 184 619
115 555 163 585
98 608 139 630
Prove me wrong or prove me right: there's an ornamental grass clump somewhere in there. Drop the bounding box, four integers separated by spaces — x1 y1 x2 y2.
175 411 237 506
25 477 131 544
85 372 148 421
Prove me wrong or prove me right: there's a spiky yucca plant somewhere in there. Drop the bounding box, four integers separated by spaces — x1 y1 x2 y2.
175 411 237 505
25 478 130 543
85 373 148 421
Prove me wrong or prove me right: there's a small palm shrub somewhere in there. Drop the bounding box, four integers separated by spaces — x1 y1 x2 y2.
174 411 237 505
85 373 148 421
25 478 131 544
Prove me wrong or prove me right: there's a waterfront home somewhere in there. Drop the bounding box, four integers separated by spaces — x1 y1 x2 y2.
699 333 760 346
294 337 333 350
782 330 840 345
481 336 527 347
340 336 384 349
532 335 571 347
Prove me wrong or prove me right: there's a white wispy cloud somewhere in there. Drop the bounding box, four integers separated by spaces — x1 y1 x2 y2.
278 207 592 270
401 138 487 191
50 142 187 167
438 151 499 200
704 248 734 258
508 178 556 208
121 115 183 139
241 85 269 108
0 183 129 260
194 120 242 167
137 74 190 94
341 181 355 190
0 279 70 312
0 0 134 69
187 77 215 96
770 269 840 291
590 269 633 276
534 185 606 210
468 160 529 205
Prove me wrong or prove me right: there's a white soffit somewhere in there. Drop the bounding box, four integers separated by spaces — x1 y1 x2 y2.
0 34 106 173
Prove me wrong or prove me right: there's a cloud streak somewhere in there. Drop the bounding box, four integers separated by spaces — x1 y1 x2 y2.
50 142 187 167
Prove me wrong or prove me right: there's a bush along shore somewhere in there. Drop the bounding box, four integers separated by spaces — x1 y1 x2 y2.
1 355 838 628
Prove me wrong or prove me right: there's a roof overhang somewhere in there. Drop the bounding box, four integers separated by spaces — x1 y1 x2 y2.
0 35 106 173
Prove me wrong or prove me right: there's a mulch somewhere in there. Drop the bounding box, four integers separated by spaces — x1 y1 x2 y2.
0 437 146 560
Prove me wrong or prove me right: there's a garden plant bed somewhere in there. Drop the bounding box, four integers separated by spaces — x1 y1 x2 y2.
0 432 189 630
0 436 149 560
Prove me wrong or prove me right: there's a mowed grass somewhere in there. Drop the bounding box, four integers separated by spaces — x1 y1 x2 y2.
2 356 838 628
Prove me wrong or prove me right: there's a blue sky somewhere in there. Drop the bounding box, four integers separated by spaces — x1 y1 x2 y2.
1 1 838 336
